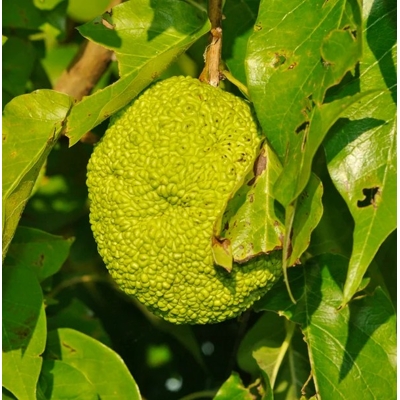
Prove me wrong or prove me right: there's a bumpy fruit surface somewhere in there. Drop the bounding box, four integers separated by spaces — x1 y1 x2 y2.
87 76 281 324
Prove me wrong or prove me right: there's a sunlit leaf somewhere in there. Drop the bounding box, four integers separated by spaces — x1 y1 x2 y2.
3 265 46 400
213 372 254 400
323 0 397 305
221 142 285 261
256 254 397 400
2 90 72 257
6 226 73 281
45 328 141 399
66 0 210 146
38 360 97 399
246 0 362 161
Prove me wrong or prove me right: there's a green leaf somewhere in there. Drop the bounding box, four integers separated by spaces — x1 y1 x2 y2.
246 0 362 162
222 0 260 85
3 0 46 30
273 90 376 207
323 0 397 306
288 174 323 266
239 314 311 399
38 360 97 400
6 226 73 282
2 90 72 257
3 265 46 400
256 254 397 400
44 328 141 399
272 330 314 400
221 142 285 261
33 0 65 11
65 0 210 146
213 372 254 400
2 37 37 105
253 320 295 389
237 312 287 377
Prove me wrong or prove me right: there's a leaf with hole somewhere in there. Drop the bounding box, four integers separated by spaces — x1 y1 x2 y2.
323 0 397 306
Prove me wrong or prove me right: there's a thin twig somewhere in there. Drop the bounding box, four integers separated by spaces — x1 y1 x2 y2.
199 0 223 86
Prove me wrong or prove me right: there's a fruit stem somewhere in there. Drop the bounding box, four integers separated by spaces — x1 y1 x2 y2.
221 69 250 99
283 202 297 304
199 0 223 86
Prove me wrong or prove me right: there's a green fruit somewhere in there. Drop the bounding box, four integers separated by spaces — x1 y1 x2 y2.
87 76 281 324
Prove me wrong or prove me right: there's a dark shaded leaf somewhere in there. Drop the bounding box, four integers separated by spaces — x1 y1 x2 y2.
288 173 323 266
222 0 260 85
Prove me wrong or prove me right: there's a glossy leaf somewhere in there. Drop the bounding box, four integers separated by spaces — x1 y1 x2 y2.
45 328 141 399
38 360 97 400
246 0 362 162
221 142 285 262
3 265 46 400
66 0 210 145
222 0 260 85
2 90 72 257
288 174 323 266
273 90 375 207
213 372 254 400
6 226 73 282
256 254 397 400
323 0 397 306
